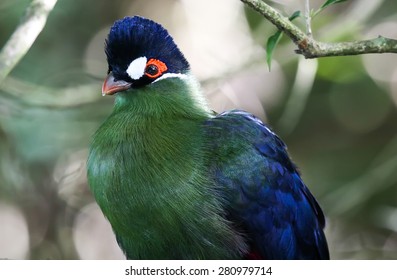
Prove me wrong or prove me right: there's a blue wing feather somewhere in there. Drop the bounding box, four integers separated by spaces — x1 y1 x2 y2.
205 110 329 259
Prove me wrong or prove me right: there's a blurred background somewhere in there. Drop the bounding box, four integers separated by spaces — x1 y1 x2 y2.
0 0 396 259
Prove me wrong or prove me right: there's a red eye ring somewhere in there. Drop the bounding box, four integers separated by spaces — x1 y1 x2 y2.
144 59 167 79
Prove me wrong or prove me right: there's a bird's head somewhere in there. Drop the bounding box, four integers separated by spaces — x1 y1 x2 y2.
102 16 190 95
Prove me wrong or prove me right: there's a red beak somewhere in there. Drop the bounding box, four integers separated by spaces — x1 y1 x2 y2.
102 72 132 96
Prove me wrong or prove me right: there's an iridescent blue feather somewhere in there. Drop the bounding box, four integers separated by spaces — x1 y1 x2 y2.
205 110 329 259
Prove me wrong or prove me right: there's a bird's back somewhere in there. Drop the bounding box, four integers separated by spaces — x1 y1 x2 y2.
204 110 329 259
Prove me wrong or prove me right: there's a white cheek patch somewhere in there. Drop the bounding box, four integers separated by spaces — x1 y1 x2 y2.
126 56 147 80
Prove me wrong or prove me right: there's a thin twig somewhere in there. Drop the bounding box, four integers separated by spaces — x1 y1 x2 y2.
305 0 313 37
241 0 397 58
0 0 58 85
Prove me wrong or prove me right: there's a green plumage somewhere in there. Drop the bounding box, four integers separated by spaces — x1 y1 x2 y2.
87 77 246 259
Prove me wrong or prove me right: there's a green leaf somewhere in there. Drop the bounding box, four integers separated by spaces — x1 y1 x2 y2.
314 0 349 17
289 10 301 21
266 11 301 70
266 30 283 70
320 0 348 10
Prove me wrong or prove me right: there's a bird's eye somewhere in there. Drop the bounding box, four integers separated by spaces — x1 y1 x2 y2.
145 59 167 79
145 64 159 77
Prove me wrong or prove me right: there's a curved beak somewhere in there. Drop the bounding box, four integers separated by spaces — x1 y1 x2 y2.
102 72 132 96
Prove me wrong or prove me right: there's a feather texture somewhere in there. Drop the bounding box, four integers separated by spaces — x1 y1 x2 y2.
87 16 329 260
205 110 329 259
88 77 247 259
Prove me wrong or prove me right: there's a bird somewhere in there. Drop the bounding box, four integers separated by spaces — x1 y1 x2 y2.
87 16 329 260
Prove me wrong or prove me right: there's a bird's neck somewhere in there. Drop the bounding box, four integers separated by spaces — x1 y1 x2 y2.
113 74 211 120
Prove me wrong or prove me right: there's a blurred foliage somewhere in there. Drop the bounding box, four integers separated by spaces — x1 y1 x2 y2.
0 0 396 259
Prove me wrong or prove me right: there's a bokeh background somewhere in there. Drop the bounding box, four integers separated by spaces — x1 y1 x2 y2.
0 0 396 259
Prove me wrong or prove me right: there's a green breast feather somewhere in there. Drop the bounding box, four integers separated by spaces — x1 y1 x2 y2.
87 77 246 259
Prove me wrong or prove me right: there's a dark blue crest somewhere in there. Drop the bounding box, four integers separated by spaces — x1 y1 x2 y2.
105 16 190 83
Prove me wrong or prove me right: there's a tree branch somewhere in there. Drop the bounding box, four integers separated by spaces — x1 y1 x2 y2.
0 77 101 111
241 0 397 58
0 0 58 85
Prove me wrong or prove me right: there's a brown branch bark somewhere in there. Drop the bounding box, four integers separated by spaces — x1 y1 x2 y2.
241 0 397 58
